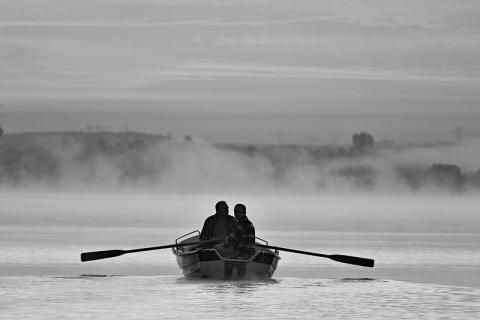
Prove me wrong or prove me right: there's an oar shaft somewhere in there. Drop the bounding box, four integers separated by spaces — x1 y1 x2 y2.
256 244 328 258
257 244 374 268
125 241 208 254
81 241 209 262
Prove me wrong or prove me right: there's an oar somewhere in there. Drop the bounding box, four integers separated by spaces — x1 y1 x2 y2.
81 241 210 262
256 244 374 268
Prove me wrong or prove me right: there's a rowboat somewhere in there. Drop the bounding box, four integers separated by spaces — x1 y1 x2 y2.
81 233 373 272
172 231 281 279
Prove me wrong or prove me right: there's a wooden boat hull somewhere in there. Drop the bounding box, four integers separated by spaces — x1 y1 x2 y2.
172 233 280 279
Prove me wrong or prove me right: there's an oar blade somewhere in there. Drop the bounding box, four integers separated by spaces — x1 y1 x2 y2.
329 254 375 268
81 249 126 262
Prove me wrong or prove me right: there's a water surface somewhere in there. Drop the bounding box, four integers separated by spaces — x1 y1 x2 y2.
1 193 479 319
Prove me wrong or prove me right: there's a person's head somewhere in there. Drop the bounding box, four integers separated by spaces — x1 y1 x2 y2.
234 203 246 220
215 201 229 217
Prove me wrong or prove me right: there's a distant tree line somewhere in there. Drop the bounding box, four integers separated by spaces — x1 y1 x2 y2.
0 131 479 193
0 131 166 186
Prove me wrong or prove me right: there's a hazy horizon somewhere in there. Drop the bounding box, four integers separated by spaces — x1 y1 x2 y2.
1 131 479 196
2 3 480 316
1 0 480 144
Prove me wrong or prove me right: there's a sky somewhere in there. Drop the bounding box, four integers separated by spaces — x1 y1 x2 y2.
1 0 480 145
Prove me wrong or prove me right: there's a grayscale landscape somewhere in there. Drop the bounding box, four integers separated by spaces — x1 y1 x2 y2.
1 1 480 319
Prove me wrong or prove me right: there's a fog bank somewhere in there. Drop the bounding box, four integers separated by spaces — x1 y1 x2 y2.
0 132 479 195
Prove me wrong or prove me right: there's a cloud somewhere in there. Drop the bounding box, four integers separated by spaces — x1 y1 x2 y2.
0 0 457 31
211 36 329 47
184 62 480 82
2 0 479 104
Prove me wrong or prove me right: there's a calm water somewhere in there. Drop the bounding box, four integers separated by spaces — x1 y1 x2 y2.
3 276 480 319
1 193 480 319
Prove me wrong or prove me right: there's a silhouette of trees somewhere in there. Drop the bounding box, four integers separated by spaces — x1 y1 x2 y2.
395 166 425 191
128 139 147 152
376 139 395 149
395 164 469 192
0 132 163 186
335 165 377 189
426 163 464 191
0 131 479 193
352 132 374 154
96 139 107 152
0 137 60 184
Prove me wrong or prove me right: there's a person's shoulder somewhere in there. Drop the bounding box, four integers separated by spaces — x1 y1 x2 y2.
228 215 236 221
204 214 216 221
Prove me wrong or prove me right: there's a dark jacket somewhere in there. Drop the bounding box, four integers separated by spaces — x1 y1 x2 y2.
199 214 237 241
224 216 255 258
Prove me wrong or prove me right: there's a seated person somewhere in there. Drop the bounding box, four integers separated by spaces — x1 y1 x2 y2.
199 200 237 244
214 203 255 259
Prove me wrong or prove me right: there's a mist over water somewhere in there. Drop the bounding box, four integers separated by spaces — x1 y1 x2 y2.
1 132 479 195
2 2 480 318
2 136 480 311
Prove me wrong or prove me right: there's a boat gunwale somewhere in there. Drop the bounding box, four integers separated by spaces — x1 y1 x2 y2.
172 245 280 264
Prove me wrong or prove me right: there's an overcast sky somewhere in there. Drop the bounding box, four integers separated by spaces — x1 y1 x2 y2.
1 0 479 144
